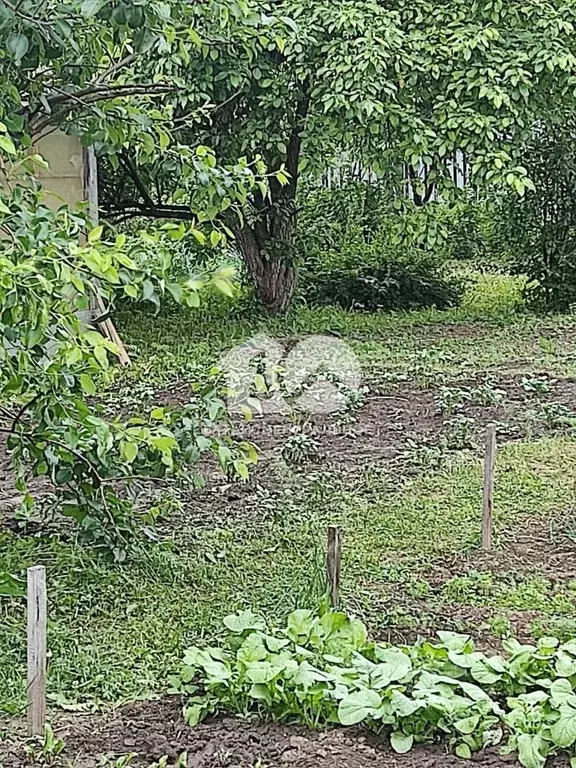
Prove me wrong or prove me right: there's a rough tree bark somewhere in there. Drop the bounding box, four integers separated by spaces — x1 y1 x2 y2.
234 218 297 315
230 90 310 315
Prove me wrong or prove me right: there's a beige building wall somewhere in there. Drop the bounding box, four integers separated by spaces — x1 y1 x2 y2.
34 130 86 210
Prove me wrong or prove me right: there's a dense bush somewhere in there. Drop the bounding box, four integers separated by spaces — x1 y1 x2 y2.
295 183 463 311
305 263 462 311
498 119 576 312
442 195 515 271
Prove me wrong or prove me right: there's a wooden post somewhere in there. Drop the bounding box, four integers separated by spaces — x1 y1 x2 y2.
84 146 99 226
27 566 47 737
326 526 342 610
82 146 131 367
482 425 497 551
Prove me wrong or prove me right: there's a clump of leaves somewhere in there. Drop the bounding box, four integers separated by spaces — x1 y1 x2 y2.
442 416 476 450
25 725 65 766
281 431 321 465
521 377 556 395
400 437 445 470
174 609 576 768
0 132 255 559
539 403 576 431
436 386 472 414
471 382 506 407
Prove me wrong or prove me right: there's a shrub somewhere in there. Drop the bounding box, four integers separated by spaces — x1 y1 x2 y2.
295 183 463 311
304 261 461 311
498 118 576 312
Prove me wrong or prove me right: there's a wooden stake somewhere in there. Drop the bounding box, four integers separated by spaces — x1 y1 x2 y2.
82 146 131 367
326 526 342 610
482 425 497 551
27 566 47 737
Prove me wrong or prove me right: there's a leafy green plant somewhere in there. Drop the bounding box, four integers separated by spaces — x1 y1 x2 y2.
400 437 445 470
281 432 321 465
499 118 576 312
174 608 576 767
522 377 555 395
471 382 506 407
436 386 472 414
442 416 476 451
297 184 462 313
0 131 257 558
539 403 576 431
24 724 65 766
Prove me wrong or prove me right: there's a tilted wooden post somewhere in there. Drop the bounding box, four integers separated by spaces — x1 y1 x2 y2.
27 565 47 737
482 426 497 551
326 526 342 610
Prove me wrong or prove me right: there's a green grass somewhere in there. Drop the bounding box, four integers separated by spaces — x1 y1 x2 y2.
3 271 576 714
115 272 576 391
2 436 576 713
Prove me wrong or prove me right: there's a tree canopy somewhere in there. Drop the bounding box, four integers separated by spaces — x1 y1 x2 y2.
94 0 576 311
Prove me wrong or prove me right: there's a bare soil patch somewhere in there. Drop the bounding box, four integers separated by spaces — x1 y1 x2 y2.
0 697 568 768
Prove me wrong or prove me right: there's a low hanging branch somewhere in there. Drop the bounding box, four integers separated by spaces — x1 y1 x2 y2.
28 82 175 139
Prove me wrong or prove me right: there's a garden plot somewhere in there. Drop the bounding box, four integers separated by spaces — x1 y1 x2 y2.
3 304 576 767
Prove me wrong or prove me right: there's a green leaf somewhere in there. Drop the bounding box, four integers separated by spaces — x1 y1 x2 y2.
390 690 422 717
371 648 412 686
233 460 249 481
437 631 472 652
470 659 500 685
455 743 472 759
6 33 29 63
79 374 96 396
287 609 315 640
459 681 492 701
292 660 329 688
245 661 278 684
550 705 576 748
556 651 576 678
390 732 414 754
516 734 547 768
0 135 16 155
80 0 102 16
88 225 103 243
201 659 231 682
94 345 108 369
262 634 289 653
223 610 266 634
550 678 574 705
121 441 138 464
184 703 206 727
338 689 381 726
123 284 139 299
454 715 480 735
0 572 25 598
249 683 273 706
237 633 268 664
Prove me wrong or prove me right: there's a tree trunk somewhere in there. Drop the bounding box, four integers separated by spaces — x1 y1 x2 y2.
235 223 297 315
233 88 310 315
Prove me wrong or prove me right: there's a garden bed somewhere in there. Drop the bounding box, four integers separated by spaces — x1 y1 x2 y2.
0 698 570 767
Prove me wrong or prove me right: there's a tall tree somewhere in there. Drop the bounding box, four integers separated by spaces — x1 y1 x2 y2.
98 0 576 313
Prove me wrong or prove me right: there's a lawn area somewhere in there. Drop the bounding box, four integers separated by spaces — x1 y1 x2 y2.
2 273 576 720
